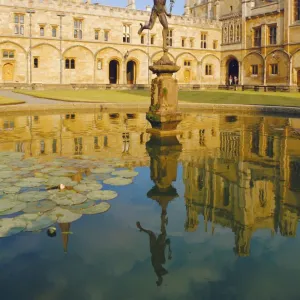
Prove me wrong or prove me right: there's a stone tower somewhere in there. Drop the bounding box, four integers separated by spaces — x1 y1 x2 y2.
127 0 136 9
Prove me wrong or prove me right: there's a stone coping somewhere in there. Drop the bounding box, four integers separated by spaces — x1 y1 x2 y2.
1 102 300 117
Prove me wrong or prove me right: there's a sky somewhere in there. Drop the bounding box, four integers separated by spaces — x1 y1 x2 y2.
92 0 185 15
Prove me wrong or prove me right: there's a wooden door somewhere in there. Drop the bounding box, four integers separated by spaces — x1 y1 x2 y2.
3 63 13 81
184 69 190 83
297 70 300 86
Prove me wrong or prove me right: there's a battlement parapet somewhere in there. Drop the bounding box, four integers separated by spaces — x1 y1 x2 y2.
0 0 221 29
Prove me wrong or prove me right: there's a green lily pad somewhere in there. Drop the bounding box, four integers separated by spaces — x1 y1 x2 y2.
111 170 139 178
49 170 78 177
87 190 118 201
15 177 47 188
68 201 96 213
49 190 87 206
48 207 82 223
17 191 49 202
0 217 27 237
91 167 115 174
0 198 21 212
23 200 56 214
0 202 27 216
103 177 133 186
74 183 102 192
0 171 15 179
86 174 112 181
3 186 21 194
81 202 110 215
25 215 56 232
46 177 77 187
40 167 58 174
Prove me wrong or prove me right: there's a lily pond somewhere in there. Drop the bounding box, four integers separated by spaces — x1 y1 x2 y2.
1 110 300 299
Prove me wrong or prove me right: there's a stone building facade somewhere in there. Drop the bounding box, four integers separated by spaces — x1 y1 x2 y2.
0 0 300 86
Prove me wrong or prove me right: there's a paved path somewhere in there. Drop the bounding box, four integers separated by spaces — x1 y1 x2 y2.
0 90 66 104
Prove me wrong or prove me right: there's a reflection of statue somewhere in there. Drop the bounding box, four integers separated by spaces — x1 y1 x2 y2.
136 218 172 286
136 134 181 286
138 0 172 52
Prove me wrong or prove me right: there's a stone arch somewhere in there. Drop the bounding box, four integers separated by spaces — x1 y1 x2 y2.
200 54 220 64
31 43 60 84
175 52 198 64
63 45 94 84
176 52 199 84
201 54 221 85
63 45 94 58
94 47 123 60
291 48 300 85
242 52 264 85
126 49 149 84
32 43 60 52
265 49 290 85
221 55 240 85
151 50 175 62
0 41 27 83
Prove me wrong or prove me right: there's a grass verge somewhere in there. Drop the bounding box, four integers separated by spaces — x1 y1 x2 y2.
14 89 300 106
0 96 25 105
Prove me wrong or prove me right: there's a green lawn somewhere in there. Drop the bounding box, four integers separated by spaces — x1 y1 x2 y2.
0 96 25 105
14 89 300 106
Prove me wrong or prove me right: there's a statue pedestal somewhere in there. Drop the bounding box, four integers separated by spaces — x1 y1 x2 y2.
146 60 182 135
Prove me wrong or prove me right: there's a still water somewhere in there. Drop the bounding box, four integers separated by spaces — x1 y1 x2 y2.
1 111 300 300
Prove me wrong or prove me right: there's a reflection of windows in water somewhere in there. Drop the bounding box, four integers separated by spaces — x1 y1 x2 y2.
74 137 83 155
122 132 130 153
4 120 14 130
251 130 260 155
52 139 57 153
140 133 144 144
225 116 237 123
289 161 300 191
266 136 274 158
40 140 45 154
94 136 99 149
197 172 204 190
188 131 192 139
15 142 24 152
104 136 108 147
65 114 75 120
71 114 75 120
211 128 216 137
97 114 102 120
259 189 266 207
34 115 39 122
199 129 205 146
223 182 230 206
220 132 240 158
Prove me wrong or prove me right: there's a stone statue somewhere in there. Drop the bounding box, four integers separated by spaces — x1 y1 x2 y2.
138 0 172 53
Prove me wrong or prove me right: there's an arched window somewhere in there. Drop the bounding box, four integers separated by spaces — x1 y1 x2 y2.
34 57 39 68
71 59 75 69
229 24 234 43
65 58 70 69
295 0 300 21
236 24 240 41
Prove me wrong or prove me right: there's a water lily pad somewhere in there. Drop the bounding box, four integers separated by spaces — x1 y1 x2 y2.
17 191 49 202
25 215 55 232
3 186 21 194
49 170 78 177
17 213 41 222
3 177 21 183
46 177 77 187
26 164 45 171
0 171 15 179
91 167 115 174
73 183 102 192
23 200 56 214
111 170 138 178
49 190 87 206
103 177 133 186
86 174 112 181
81 202 110 215
0 202 26 216
15 177 47 188
40 167 58 174
0 198 21 212
87 190 118 201
48 207 82 223
68 201 96 213
0 217 27 237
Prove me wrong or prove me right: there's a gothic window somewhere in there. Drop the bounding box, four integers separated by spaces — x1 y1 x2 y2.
270 63 278 75
253 27 261 47
39 25 44 36
74 19 83 39
229 24 234 43
141 34 145 44
205 64 212 75
52 26 57 37
236 24 240 42
181 37 186 47
14 13 24 35
123 24 131 43
2 50 14 59
201 32 207 48
213 40 217 49
65 58 75 69
33 57 39 68
95 30 99 40
251 65 258 75
269 25 277 45
104 30 109 41
295 0 300 21
167 29 173 47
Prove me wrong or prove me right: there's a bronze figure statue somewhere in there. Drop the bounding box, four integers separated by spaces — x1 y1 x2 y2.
138 0 173 52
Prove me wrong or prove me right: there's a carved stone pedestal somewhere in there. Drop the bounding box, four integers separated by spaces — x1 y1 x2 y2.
146 56 182 135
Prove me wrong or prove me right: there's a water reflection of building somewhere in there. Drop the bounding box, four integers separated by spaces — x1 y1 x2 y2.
2 112 300 255
183 115 300 256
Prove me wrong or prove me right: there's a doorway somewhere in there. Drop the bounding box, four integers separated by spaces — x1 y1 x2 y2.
297 70 300 86
109 60 119 84
227 59 239 85
184 69 191 83
2 63 13 81
126 60 136 84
